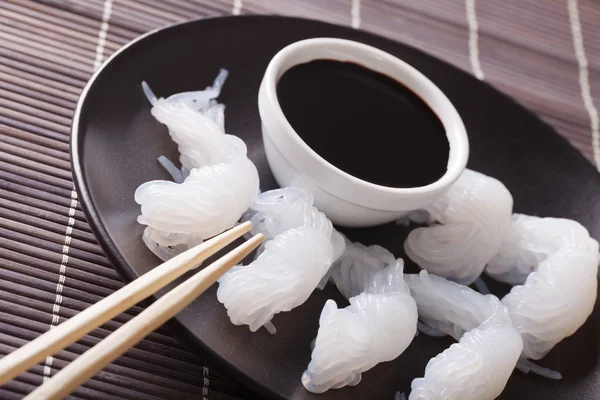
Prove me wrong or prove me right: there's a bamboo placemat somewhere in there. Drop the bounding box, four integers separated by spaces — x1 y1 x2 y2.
0 0 599 399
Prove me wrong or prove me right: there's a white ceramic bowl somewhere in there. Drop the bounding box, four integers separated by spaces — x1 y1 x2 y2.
258 38 469 227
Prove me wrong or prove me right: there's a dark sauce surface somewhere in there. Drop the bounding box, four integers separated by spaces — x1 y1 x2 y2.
277 59 449 188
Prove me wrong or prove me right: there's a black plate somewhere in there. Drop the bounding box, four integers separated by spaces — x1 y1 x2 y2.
72 16 600 400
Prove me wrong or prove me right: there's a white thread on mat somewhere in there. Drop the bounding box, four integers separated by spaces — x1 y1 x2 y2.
568 0 600 169
42 190 78 381
232 0 243 15
465 0 484 80
203 366 210 400
351 0 361 29
93 0 114 71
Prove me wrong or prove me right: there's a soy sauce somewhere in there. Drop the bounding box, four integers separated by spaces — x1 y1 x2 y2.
276 60 449 188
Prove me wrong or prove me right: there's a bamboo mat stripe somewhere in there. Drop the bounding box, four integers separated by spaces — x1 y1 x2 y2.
0 1 599 399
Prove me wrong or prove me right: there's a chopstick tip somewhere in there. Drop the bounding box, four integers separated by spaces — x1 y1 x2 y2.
253 232 264 244
240 220 253 230
246 232 264 249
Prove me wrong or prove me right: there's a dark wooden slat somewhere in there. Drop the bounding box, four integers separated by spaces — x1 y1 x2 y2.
26 357 203 400
360 0 470 71
0 369 42 397
0 63 81 97
0 151 73 183
0 21 97 59
0 252 176 341
0 30 94 66
0 107 71 136
0 169 73 205
0 188 89 227
119 0 187 21
72 0 176 29
0 334 166 400
0 235 122 285
0 241 122 295
0 204 96 246
0 215 103 256
0 117 70 143
0 227 117 274
0 314 202 376
0 50 86 88
34 0 141 39
0 253 115 299
0 176 74 207
111 2 178 25
477 0 577 63
53 358 203 400
0 48 90 84
0 298 186 355
0 76 77 109
0 224 108 268
0 37 93 74
0 13 100 53
0 140 71 170
0 1 129 46
0 111 70 148
244 0 349 25
0 217 109 266
0 270 182 348
0 124 71 151
135 0 225 16
0 323 204 397
0 359 114 400
0 279 138 323
40 0 163 34
0 385 29 400
0 87 74 120
6 0 113 30
0 129 70 161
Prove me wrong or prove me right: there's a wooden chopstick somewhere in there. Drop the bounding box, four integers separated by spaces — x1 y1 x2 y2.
25 232 264 400
0 221 254 386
